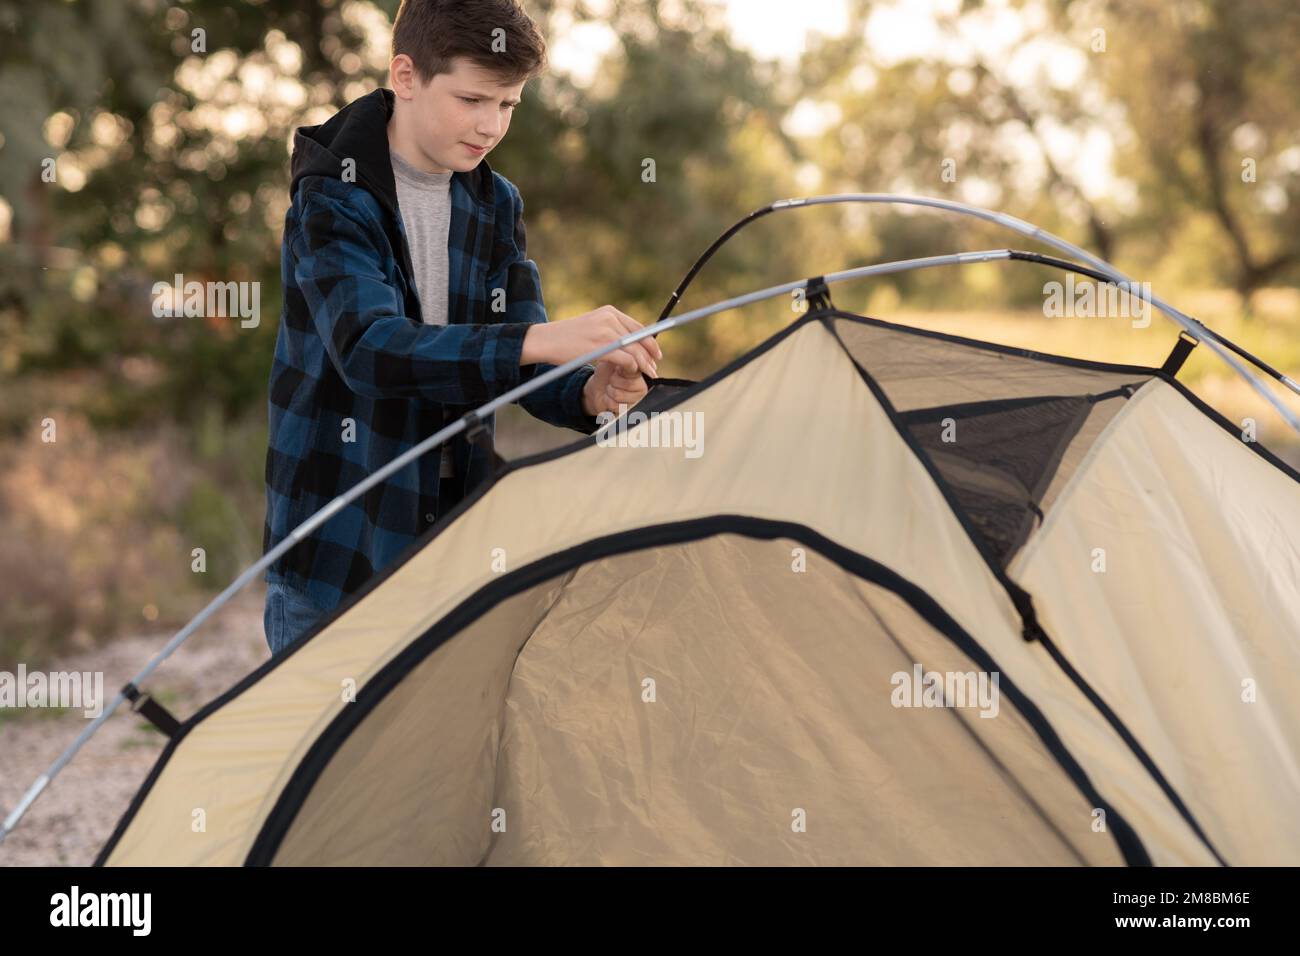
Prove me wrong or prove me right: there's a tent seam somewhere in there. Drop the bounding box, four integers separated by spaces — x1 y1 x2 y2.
234 517 1153 867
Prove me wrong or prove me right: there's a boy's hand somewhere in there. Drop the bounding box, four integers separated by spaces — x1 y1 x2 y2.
582 358 650 419
522 305 662 377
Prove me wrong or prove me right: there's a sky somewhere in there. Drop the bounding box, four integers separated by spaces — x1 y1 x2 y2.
545 0 1119 200
0 0 1122 242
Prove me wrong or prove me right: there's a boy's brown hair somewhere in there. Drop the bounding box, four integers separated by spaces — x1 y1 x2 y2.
391 0 548 85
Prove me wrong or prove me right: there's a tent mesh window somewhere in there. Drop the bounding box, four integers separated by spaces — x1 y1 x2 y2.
900 395 1092 563
828 315 1153 566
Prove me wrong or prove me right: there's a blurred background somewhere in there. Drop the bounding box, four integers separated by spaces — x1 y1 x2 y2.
2 0 1299 665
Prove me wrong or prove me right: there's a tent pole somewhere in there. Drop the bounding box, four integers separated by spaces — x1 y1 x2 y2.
6 199 1297 844
4 226 1294 847
0 248 1011 848
1005 251 1300 393
661 194 1300 427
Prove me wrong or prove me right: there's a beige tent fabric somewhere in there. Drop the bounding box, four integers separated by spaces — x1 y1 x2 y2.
271 575 571 866
484 535 1122 866
104 318 1216 866
273 535 1122 866
1009 379 1300 864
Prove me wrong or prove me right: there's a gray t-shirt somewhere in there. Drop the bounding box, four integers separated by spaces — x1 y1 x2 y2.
391 149 455 477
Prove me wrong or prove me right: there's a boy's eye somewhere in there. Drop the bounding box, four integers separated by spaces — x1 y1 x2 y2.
459 96 515 110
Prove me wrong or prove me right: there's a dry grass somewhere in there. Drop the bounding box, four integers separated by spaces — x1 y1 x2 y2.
0 589 268 866
0 413 265 668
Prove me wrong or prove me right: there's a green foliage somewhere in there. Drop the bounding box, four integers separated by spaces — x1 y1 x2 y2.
0 0 1296 660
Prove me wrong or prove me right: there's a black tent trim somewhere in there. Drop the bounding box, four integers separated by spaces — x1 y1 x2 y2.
898 391 1121 426
510 303 1300 493
821 310 1229 868
1002 250 1289 390
655 189 1290 399
96 307 1258 866
1151 372 1300 487
94 310 846 866
815 309 1300 488
240 515 1154 867
818 310 1138 624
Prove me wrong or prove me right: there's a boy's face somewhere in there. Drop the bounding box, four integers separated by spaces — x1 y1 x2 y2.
389 55 525 174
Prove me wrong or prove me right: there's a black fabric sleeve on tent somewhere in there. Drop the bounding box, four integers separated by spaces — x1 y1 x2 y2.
233 516 1153 868
122 683 181 739
1160 332 1199 377
635 378 700 414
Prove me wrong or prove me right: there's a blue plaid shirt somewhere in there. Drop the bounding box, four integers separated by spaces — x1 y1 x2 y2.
263 89 597 612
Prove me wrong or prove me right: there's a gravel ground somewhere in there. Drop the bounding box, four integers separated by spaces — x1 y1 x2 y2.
0 588 269 867
0 413 571 868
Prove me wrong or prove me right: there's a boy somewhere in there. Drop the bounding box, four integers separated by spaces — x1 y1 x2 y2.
262 0 662 655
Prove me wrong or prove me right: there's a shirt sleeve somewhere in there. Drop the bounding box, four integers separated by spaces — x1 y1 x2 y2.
290 181 534 406
485 178 600 434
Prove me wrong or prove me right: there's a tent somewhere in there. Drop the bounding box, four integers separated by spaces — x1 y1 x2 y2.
4 194 1297 867
94 301 1300 866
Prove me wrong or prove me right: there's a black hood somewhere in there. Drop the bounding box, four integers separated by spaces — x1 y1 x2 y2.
289 88 493 219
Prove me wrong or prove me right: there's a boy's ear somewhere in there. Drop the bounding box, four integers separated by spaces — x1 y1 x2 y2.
390 54 421 99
